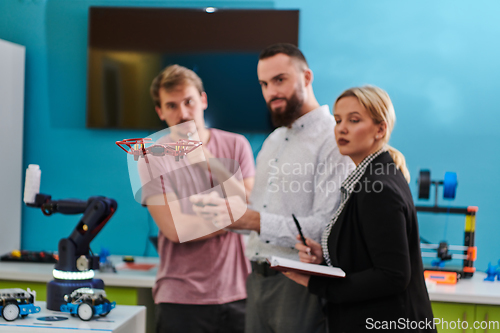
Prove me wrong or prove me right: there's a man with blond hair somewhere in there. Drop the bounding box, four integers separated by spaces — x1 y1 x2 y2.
141 64 255 333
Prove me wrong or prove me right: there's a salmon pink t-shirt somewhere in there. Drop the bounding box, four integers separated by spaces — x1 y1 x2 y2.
140 128 254 304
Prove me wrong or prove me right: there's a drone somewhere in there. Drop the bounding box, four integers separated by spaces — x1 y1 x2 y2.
116 138 202 162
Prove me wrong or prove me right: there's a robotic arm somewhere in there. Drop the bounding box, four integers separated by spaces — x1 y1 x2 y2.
26 194 117 273
23 165 117 311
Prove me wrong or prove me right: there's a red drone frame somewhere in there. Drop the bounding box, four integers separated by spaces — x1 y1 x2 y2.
116 138 202 162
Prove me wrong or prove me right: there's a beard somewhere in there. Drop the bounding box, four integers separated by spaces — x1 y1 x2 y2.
267 90 305 128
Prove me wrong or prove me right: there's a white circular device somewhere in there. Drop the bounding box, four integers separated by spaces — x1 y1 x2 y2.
2 303 20 321
76 256 89 271
77 302 94 321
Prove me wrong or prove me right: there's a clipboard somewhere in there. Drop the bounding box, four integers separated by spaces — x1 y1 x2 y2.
267 256 345 278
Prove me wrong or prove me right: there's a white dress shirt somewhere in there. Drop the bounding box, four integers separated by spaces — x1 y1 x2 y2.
245 105 355 261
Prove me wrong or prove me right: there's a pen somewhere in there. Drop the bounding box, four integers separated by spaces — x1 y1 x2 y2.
292 214 311 256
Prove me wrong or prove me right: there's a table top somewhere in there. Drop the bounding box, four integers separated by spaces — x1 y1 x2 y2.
0 301 145 332
428 272 500 305
2 257 500 305
0 256 157 288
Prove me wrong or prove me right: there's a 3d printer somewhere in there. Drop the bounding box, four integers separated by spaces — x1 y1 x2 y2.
417 169 477 283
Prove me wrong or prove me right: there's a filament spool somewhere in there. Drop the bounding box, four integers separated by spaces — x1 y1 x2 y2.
418 170 431 199
443 172 458 199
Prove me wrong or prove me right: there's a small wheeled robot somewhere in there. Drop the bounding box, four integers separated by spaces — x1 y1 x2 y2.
60 288 116 321
0 288 41 321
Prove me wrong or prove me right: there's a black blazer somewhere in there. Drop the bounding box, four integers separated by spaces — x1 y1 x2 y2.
308 152 436 333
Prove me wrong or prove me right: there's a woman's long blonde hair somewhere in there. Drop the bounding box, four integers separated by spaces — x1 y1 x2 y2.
334 85 410 183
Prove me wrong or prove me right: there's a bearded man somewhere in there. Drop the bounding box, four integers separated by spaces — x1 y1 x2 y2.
194 43 354 333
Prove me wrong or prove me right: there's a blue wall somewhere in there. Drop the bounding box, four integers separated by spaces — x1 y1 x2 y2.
1 0 499 271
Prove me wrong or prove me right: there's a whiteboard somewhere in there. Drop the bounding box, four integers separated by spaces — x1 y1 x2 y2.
0 39 25 255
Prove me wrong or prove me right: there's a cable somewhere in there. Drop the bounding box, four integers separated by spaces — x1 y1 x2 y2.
443 203 451 241
143 209 155 257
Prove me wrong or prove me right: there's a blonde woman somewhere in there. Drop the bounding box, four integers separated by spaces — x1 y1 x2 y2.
285 86 436 332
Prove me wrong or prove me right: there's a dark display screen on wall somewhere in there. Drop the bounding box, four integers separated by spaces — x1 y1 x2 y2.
87 7 299 132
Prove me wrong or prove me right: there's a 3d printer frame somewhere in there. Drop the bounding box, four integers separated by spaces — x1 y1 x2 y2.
417 205 477 278
416 169 477 279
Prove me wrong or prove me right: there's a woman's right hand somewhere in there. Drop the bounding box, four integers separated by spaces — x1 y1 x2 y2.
295 235 324 264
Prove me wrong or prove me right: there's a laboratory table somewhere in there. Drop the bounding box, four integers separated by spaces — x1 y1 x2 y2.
2 258 500 332
0 301 145 332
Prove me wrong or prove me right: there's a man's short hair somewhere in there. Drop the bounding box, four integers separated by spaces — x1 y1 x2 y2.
259 43 309 70
150 65 204 107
